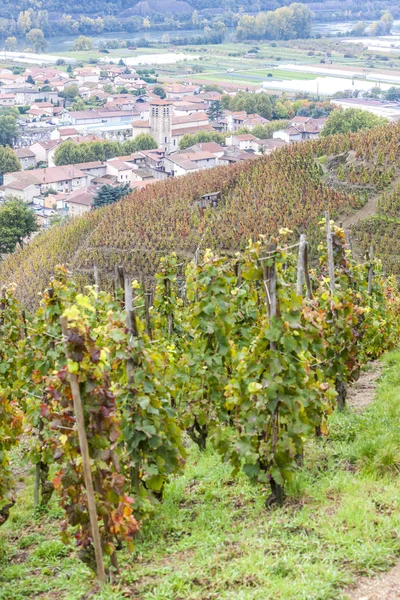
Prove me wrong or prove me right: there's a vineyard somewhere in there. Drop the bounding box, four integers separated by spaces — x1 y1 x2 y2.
2 216 400 597
3 123 400 597
3 124 400 310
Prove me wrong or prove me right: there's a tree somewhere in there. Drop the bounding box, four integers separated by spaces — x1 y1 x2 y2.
17 11 32 35
321 108 388 137
179 130 226 150
203 84 223 93
385 87 400 102
26 29 47 54
0 198 38 255
207 100 223 122
26 75 35 85
379 11 393 35
153 85 166 99
93 184 132 209
0 115 18 147
5 37 17 52
71 98 86 111
351 21 366 37
0 147 20 177
72 36 94 51
61 85 79 100
123 134 157 152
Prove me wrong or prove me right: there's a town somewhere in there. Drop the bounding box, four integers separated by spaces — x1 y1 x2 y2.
0 62 334 225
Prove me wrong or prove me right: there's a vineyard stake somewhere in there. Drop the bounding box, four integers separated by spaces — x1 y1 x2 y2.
296 234 307 296
117 266 125 293
60 316 106 584
93 265 99 295
268 244 283 507
368 246 374 295
124 277 135 384
303 240 313 300
325 212 335 294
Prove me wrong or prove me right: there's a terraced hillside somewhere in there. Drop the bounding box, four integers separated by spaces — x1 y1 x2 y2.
3 122 400 309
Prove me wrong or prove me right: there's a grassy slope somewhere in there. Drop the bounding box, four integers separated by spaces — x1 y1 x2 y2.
3 353 400 599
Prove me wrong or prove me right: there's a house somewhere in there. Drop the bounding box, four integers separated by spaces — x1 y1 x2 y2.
225 111 247 132
177 151 218 169
51 127 80 141
12 89 59 105
74 161 107 179
187 142 225 158
30 140 60 167
3 165 88 200
199 92 222 106
14 147 37 170
2 179 38 203
106 159 133 183
164 83 201 99
66 187 97 217
173 101 208 116
242 114 270 130
225 134 261 152
131 168 155 182
0 94 16 107
273 117 327 143
163 155 199 177
258 138 287 154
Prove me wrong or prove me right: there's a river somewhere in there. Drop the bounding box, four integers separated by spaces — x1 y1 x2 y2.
11 19 400 53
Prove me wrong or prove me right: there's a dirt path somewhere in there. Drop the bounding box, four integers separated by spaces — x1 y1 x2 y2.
344 362 400 600
347 362 382 413
342 194 380 231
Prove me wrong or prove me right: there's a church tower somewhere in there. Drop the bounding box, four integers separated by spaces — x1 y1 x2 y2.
149 98 173 152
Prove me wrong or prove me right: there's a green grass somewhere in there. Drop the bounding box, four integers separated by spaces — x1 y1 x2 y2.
3 352 400 599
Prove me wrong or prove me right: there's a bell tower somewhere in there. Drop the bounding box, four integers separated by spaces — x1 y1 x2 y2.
149 98 172 152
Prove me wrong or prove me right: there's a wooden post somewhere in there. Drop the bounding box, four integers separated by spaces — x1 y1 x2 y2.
60 316 106 584
93 265 99 294
325 212 335 294
303 240 313 300
116 266 125 293
296 234 307 297
267 244 283 506
368 246 374 295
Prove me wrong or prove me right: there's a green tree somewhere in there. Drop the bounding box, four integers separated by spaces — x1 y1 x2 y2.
207 100 223 122
26 75 35 85
72 35 94 51
153 85 166 99
0 147 20 177
0 198 38 254
252 120 290 139
385 87 400 101
321 108 388 137
123 134 158 153
26 29 47 53
17 10 32 35
0 115 18 147
5 37 17 52
203 84 223 93
61 85 79 100
93 183 132 209
71 98 86 111
179 130 226 150
379 11 393 35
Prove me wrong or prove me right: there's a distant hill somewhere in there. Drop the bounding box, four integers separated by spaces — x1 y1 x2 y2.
0 0 396 20
4 123 400 310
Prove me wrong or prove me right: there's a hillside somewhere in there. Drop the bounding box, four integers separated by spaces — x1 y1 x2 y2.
4 122 400 309
4 123 400 308
0 0 394 19
0 137 365 309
